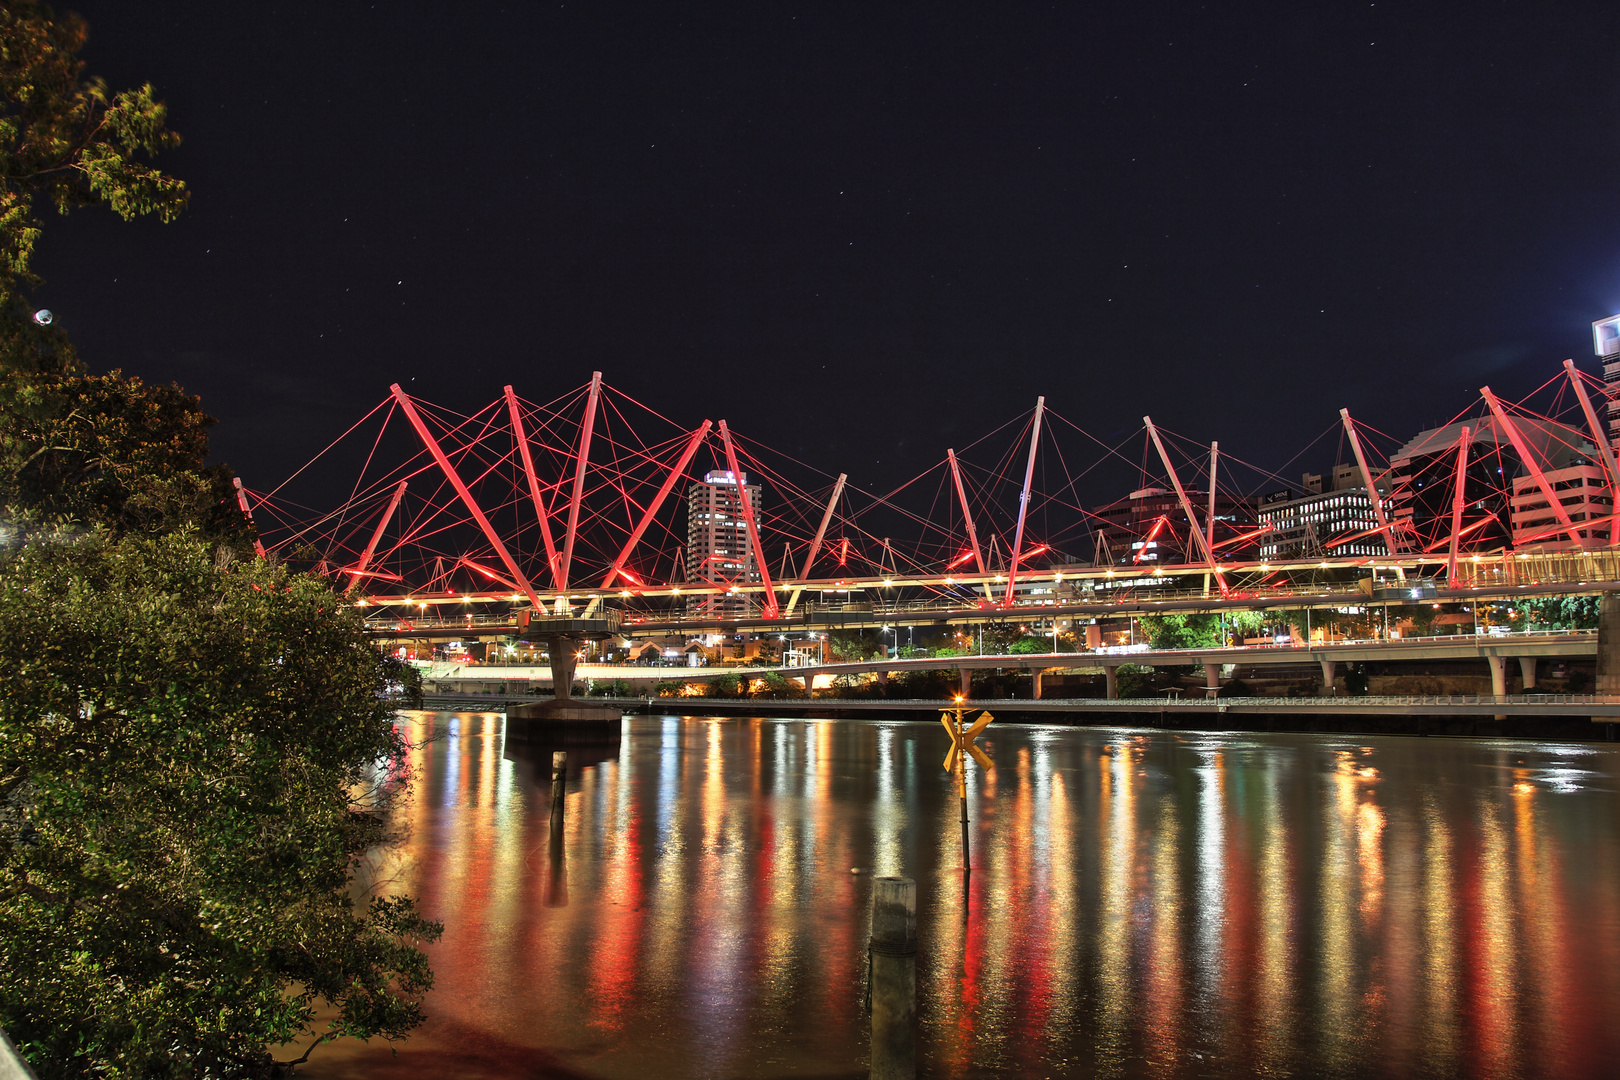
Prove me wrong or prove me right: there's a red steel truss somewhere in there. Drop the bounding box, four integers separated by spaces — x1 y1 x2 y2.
239 365 1620 621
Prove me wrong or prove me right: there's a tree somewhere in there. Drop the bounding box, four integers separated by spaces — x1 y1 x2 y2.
4 370 243 539
827 628 880 661
704 672 742 698
0 531 440 1075
1136 612 1221 651
0 1 187 315
1226 609 1268 641
1113 663 1153 697
1516 595 1600 630
0 3 210 538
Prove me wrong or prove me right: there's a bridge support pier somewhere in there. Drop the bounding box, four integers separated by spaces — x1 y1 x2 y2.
1319 659 1337 696
959 668 970 699
1104 664 1119 700
1487 653 1510 720
1203 662 1221 699
1032 669 1043 699
1487 654 1506 700
546 635 581 700
1598 595 1620 695
1519 656 1537 691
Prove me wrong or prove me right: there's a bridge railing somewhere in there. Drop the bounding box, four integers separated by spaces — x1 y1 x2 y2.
1152 693 1620 708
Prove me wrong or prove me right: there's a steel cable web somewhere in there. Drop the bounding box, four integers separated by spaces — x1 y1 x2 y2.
244 371 1620 614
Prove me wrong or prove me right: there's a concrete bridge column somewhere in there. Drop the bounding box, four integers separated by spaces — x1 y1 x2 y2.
546 634 580 700
1203 662 1221 699
1518 656 1537 691
1319 659 1337 696
959 668 970 699
1487 654 1507 700
1032 668 1043 699
1487 653 1509 721
1104 664 1119 700
1598 595 1620 695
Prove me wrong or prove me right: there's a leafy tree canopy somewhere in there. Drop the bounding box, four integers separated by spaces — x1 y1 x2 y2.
0 531 440 1076
1515 595 1601 630
0 1 187 312
0 3 223 542
4 369 240 536
1136 612 1221 651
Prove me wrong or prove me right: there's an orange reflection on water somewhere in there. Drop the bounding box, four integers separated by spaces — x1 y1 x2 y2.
1468 798 1519 1078
311 717 1620 1080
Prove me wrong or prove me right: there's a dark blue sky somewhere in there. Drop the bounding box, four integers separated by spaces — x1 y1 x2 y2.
30 1 1620 510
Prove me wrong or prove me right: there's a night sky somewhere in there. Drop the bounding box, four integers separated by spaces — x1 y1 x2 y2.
29 2 1620 513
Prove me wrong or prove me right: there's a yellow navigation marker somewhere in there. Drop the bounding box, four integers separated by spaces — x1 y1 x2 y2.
940 706 995 772
941 699 993 877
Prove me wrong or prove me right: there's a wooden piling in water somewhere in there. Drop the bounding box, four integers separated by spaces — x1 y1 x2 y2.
549 750 567 835
869 876 916 1080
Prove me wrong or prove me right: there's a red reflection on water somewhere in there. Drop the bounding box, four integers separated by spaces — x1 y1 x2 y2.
312 717 1620 1080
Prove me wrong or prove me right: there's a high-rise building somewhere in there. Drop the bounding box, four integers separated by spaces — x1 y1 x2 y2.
1509 462 1613 550
1386 416 1599 552
1257 486 1388 559
685 470 762 617
1595 314 1620 452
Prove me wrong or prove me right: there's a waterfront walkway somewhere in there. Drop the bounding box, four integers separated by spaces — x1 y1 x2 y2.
416 691 1620 719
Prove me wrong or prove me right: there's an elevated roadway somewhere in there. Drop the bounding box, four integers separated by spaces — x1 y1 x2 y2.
418 629 1598 702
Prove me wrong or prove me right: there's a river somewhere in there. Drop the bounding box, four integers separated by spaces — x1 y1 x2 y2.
296 713 1620 1079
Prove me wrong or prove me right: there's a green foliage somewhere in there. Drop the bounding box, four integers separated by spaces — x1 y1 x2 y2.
0 3 188 303
1516 595 1601 630
828 672 880 698
1008 636 1047 654
2 370 244 539
981 622 1020 655
1405 604 1438 637
1113 663 1153 698
750 670 801 699
654 678 686 697
0 4 206 538
382 655 424 709
826 628 880 661
704 673 742 698
0 531 440 1075
1136 613 1220 651
1226 610 1267 638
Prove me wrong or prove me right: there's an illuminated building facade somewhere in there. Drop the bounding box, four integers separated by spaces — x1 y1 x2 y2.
1257 486 1387 559
685 470 762 617
1387 417 1599 553
1509 462 1612 550
1596 313 1620 452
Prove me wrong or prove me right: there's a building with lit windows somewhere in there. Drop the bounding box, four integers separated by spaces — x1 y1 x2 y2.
1387 417 1600 553
1258 484 1388 559
685 470 762 617
1509 462 1613 550
1596 313 1620 452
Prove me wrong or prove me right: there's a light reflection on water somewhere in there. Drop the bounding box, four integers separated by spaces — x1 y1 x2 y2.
305 715 1620 1079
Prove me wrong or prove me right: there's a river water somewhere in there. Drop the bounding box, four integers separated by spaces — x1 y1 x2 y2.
298 713 1620 1079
